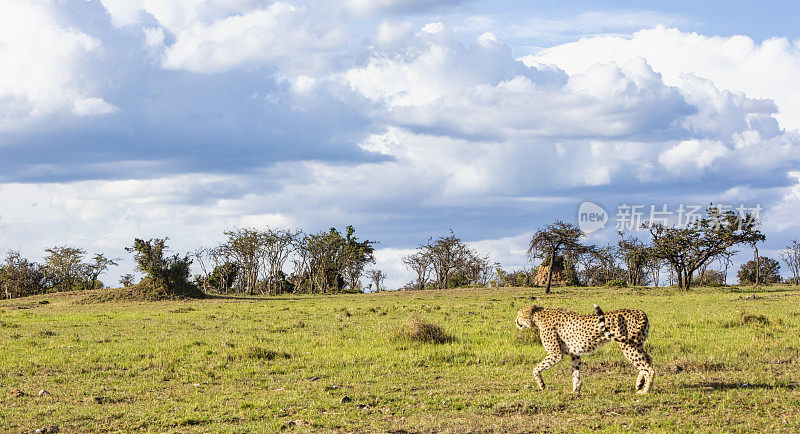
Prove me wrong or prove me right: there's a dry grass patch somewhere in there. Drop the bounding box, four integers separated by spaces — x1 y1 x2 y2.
246 347 291 360
395 316 454 344
666 357 726 374
723 309 770 327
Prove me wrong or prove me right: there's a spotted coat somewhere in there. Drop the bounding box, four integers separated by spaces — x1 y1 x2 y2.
515 304 654 394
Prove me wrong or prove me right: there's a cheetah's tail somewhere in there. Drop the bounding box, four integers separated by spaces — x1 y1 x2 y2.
594 304 606 332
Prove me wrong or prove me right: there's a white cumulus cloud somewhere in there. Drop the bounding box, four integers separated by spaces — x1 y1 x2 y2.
528 26 800 129
0 0 117 129
101 1 347 75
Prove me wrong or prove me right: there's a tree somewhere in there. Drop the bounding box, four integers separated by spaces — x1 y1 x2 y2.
119 274 135 288
290 232 312 293
644 206 764 290
645 255 665 288
264 229 298 295
126 238 198 296
295 227 375 294
738 257 781 285
402 251 431 290
341 226 376 293
739 214 766 286
693 269 726 286
43 246 86 292
493 267 536 288
527 221 590 294
83 253 119 290
402 231 493 290
367 269 387 292
468 254 497 287
616 233 649 286
208 263 239 293
778 240 800 285
220 228 268 295
0 251 46 299
583 244 623 286
424 231 468 289
716 248 737 284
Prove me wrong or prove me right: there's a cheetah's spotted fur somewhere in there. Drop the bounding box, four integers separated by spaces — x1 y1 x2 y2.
515 304 654 394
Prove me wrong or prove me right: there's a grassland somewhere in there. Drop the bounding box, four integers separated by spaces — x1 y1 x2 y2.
1 285 799 432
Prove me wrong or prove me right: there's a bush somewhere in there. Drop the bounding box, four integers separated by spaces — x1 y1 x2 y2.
395 317 454 344
605 279 627 287
126 238 203 298
493 268 536 288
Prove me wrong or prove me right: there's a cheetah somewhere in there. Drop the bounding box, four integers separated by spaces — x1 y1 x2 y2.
515 303 654 394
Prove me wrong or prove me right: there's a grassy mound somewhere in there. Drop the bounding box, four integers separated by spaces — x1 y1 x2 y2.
76 284 205 304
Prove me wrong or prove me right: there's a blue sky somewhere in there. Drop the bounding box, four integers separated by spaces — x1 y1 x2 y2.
2 0 800 287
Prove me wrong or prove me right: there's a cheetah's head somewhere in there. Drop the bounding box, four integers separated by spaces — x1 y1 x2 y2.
515 305 541 330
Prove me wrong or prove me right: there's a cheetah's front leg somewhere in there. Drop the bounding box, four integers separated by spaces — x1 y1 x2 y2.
571 355 582 394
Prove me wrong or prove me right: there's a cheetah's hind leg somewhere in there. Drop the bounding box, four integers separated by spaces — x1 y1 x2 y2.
531 329 562 390
635 371 646 391
619 342 655 394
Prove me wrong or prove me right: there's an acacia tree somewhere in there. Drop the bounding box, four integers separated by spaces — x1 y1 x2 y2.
716 248 737 284
290 232 312 293
740 216 766 286
643 206 763 291
527 221 590 294
585 244 622 286
83 253 119 290
402 231 492 290
645 255 666 288
778 240 800 285
341 226 376 292
195 246 239 294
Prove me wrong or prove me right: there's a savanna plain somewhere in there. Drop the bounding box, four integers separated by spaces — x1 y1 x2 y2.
1 286 799 432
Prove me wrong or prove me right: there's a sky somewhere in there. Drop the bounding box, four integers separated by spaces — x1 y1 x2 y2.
2 0 800 289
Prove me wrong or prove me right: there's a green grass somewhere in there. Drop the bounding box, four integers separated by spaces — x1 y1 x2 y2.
1 286 799 432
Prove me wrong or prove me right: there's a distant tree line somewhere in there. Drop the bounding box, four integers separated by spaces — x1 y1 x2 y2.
492 206 789 293
0 247 118 299
3 207 800 299
400 231 496 291
193 226 376 295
